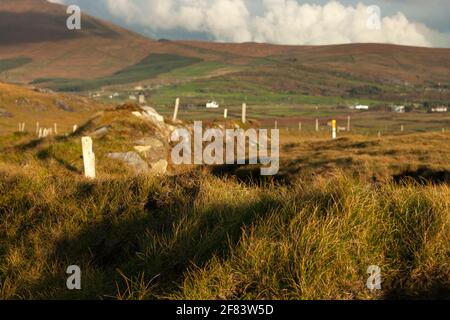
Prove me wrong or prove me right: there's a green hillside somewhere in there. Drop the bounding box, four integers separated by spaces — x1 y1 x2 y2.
31 54 202 92
0 57 32 73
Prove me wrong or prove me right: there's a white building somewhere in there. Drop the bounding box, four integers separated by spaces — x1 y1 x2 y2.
393 105 405 113
138 92 146 104
206 101 219 109
353 105 369 110
431 106 448 113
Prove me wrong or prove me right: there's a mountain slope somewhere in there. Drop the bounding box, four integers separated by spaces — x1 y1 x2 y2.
0 0 449 103
0 0 158 81
0 0 236 82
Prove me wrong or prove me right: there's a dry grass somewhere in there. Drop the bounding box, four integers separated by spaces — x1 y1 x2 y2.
0 114 449 300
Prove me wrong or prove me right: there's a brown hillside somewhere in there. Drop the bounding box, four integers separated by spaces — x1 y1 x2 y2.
0 81 107 134
0 0 449 95
0 0 157 81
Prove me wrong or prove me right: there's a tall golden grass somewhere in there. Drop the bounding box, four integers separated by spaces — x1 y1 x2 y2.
0 115 448 300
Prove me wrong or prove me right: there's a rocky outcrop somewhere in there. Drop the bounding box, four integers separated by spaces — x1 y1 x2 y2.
56 100 74 112
101 106 175 176
0 108 13 118
106 152 149 174
132 106 164 124
93 126 110 137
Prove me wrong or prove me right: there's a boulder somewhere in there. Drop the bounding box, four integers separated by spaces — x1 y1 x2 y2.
56 100 74 112
135 137 165 149
134 146 152 153
94 126 110 136
106 152 149 174
140 106 164 123
134 137 167 163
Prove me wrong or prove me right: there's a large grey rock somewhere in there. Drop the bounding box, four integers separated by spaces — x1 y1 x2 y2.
106 152 149 174
135 137 165 148
56 100 74 112
94 126 110 136
134 137 167 162
34 88 54 94
132 106 165 125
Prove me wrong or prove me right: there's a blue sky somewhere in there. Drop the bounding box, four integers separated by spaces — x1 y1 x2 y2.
49 0 450 47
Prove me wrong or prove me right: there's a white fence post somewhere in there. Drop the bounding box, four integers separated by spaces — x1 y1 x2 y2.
82 137 96 179
347 116 351 132
54 123 58 135
172 98 180 122
73 125 78 133
316 118 319 132
242 103 247 124
224 108 228 119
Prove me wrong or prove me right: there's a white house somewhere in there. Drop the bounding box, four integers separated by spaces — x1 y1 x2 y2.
206 101 219 109
138 92 146 104
431 106 448 113
354 105 369 110
393 105 405 113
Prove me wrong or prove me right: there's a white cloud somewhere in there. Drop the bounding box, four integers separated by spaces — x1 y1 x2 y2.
48 0 450 47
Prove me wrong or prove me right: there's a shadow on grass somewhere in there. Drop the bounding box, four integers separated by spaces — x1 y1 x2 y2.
393 167 450 185
36 148 81 173
208 164 289 185
383 281 450 300
32 175 282 299
14 137 45 151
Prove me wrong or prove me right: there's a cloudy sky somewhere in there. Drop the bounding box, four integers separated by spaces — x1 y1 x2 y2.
49 0 450 47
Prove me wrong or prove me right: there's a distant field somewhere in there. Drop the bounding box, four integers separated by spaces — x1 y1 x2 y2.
162 61 230 78
31 54 202 92
150 79 383 106
151 101 450 135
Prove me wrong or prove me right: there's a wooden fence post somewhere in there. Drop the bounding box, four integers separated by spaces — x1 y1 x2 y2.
172 98 180 122
82 137 96 179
